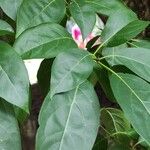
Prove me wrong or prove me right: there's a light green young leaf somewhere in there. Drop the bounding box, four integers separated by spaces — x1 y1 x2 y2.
0 0 23 20
102 47 150 83
36 81 100 150
14 23 77 59
69 0 96 39
101 108 131 135
0 19 14 36
0 42 29 112
110 73 150 145
0 100 21 149
101 9 139 47
101 108 132 146
16 0 66 37
50 48 94 96
108 142 132 150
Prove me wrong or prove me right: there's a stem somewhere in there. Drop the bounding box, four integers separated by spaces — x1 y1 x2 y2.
97 62 132 91
97 61 117 76
97 61 131 94
94 55 113 61
64 0 70 5
132 141 142 150
93 42 105 56
131 39 140 42
127 41 139 48
97 61 144 113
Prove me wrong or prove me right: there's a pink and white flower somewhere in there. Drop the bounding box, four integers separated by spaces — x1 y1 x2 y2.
66 15 104 49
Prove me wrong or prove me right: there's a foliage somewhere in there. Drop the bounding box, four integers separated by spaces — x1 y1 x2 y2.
0 0 150 149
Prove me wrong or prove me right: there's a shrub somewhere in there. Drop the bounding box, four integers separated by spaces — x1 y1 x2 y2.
0 0 150 149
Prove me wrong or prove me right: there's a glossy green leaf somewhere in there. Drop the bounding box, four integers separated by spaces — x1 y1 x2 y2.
132 39 150 49
102 47 150 83
101 108 131 135
110 73 150 145
69 0 129 39
50 49 94 96
37 59 54 97
0 100 21 149
101 9 138 47
106 20 149 47
0 42 29 112
16 0 66 37
85 0 129 16
0 19 14 36
36 81 100 150
69 0 96 39
0 0 23 20
14 23 77 59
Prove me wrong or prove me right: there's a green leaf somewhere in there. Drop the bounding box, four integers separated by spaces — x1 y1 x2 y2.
85 0 129 16
88 70 98 86
106 20 149 47
69 0 130 39
69 0 96 39
138 136 150 148
13 23 77 59
101 108 131 135
108 142 132 150
36 81 100 150
101 9 138 47
102 47 150 83
94 66 116 102
0 42 29 112
110 73 150 145
50 49 94 96
92 134 108 150
0 0 23 20
37 59 54 97
112 132 132 145
16 0 66 37
101 108 132 145
0 19 14 36
132 39 150 49
0 100 21 149
14 106 29 123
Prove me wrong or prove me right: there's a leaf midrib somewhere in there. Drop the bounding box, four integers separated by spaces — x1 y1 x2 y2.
20 37 74 55
72 0 85 27
0 65 22 107
51 54 90 97
105 109 118 133
27 0 56 28
103 54 150 70
98 62 150 118
85 1 111 10
115 74 150 116
58 85 79 150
